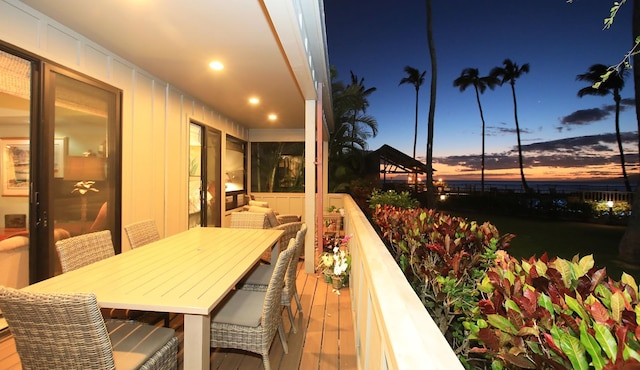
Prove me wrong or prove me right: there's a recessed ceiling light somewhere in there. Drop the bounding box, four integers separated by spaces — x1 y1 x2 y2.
209 61 224 71
268 114 277 121
248 97 260 105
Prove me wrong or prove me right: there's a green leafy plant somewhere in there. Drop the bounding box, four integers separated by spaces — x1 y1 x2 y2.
587 200 632 218
368 188 419 209
371 204 514 361
469 252 640 369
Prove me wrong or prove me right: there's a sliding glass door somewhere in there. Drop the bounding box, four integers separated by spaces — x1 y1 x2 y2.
46 67 121 276
0 49 32 288
189 121 221 228
0 45 122 283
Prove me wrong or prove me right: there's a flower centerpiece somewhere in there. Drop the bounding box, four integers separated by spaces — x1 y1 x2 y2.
317 235 351 289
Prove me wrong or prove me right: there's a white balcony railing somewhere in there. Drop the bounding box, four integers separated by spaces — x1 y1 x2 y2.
244 191 465 369
340 194 463 370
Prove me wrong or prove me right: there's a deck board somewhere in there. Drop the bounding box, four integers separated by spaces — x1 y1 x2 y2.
0 261 356 370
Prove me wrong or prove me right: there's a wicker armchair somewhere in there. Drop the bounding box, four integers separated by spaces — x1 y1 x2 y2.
124 219 161 248
55 230 115 273
230 211 271 229
243 205 300 228
243 201 301 224
0 287 178 370
210 238 296 370
239 224 307 333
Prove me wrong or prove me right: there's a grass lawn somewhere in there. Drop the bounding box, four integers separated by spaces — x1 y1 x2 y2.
446 210 638 282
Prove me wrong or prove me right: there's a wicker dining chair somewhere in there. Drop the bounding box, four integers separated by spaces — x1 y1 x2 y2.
124 219 161 249
210 238 296 370
230 211 270 229
55 230 115 273
238 224 307 333
0 287 178 370
124 219 170 326
55 230 169 326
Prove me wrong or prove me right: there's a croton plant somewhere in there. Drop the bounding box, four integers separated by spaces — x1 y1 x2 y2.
371 203 640 369
470 251 640 370
372 204 514 362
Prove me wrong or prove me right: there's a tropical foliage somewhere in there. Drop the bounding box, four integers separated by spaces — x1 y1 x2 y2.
368 188 420 210
370 189 640 369
251 142 305 192
328 67 378 192
470 252 640 370
371 203 514 365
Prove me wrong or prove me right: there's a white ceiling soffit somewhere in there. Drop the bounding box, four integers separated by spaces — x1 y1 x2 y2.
19 0 331 130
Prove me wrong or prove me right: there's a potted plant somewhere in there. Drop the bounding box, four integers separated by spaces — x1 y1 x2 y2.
317 235 351 289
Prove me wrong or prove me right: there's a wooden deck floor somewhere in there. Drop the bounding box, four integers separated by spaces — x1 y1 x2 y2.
0 261 356 370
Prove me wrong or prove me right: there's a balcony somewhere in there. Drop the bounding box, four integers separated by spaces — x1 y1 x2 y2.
0 194 461 369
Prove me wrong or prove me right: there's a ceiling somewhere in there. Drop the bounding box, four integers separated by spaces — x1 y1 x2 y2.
19 0 323 130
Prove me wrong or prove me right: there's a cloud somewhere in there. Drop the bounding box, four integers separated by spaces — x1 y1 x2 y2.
621 98 635 107
559 98 636 126
487 124 533 136
560 108 609 125
434 132 639 172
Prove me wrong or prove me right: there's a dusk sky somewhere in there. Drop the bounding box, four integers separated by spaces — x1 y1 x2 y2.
325 0 638 182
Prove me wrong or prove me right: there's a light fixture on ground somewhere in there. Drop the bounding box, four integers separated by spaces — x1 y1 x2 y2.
607 200 614 220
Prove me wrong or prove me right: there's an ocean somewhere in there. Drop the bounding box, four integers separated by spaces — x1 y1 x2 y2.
443 179 636 194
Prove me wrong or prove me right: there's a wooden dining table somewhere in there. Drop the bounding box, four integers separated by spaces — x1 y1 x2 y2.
22 226 284 370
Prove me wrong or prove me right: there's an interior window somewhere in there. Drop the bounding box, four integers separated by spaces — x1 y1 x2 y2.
225 136 246 210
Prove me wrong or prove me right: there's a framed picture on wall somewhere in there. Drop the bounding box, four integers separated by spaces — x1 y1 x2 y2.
54 137 68 178
1 138 29 197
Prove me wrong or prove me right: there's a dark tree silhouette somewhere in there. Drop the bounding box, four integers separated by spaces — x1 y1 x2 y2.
490 59 530 192
399 66 426 160
453 68 498 192
424 0 437 207
618 1 640 264
347 71 377 149
328 68 378 192
577 63 631 192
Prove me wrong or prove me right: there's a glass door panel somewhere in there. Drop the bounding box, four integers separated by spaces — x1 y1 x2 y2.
50 70 118 275
0 49 31 288
189 122 221 228
188 123 202 229
205 128 221 227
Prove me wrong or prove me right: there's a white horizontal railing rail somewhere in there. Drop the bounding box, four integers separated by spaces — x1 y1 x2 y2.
341 194 463 370
581 190 634 204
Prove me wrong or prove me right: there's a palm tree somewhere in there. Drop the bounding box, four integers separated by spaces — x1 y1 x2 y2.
424 0 437 207
577 63 631 192
453 68 498 193
399 66 426 160
328 68 378 191
347 71 378 148
490 59 530 192
618 0 640 264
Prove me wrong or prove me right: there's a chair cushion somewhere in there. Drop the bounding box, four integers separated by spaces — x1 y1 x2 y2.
107 320 175 369
247 206 279 228
249 200 269 208
0 235 28 252
211 290 266 327
242 264 272 286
